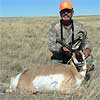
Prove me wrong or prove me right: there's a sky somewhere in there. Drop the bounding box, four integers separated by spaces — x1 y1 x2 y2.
0 0 100 17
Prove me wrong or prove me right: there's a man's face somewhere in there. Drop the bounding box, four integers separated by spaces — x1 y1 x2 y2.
61 10 73 20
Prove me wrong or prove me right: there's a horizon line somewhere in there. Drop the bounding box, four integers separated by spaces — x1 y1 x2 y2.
0 14 100 18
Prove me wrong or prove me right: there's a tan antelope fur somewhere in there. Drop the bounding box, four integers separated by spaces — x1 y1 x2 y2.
7 51 87 94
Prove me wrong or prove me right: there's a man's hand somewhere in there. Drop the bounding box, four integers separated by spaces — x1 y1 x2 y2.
62 47 70 52
83 48 91 58
62 47 71 54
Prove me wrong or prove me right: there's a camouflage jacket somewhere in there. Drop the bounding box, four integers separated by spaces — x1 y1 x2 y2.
48 20 92 53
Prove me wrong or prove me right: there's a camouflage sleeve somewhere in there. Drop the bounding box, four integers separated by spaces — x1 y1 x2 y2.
48 23 61 53
78 23 92 50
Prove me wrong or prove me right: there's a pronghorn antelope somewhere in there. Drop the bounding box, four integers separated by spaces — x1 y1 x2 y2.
7 51 87 95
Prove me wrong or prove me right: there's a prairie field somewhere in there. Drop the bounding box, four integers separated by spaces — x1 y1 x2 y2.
0 16 100 100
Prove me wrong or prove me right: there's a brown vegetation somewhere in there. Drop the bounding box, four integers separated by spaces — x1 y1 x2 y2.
0 16 100 100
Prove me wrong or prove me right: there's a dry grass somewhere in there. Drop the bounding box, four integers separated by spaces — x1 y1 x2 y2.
0 16 100 100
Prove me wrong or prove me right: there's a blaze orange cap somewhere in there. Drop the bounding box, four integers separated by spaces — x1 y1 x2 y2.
60 1 73 11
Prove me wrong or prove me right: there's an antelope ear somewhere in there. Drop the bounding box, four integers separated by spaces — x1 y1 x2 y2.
72 53 79 64
80 51 85 60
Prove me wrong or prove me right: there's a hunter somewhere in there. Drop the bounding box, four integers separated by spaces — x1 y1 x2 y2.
48 1 94 78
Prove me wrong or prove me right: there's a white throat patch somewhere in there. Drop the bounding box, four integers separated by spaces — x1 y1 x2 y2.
32 74 64 92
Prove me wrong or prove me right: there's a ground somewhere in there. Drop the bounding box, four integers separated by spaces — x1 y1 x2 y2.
0 16 100 100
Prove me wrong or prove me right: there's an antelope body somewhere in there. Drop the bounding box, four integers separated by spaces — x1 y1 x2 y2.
8 51 86 94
